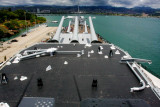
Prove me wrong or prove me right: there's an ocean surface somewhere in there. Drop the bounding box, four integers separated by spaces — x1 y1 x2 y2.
3 14 160 78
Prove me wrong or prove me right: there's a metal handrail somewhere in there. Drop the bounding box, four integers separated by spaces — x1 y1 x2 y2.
20 49 82 60
127 61 146 92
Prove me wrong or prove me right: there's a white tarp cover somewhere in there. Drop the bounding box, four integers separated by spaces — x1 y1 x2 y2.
46 65 52 71
104 55 108 58
0 102 10 107
64 61 68 65
115 50 120 54
20 76 27 81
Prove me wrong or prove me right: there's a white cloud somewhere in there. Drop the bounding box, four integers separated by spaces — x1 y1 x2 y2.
108 0 160 8
108 0 145 8
0 0 73 6
0 0 159 8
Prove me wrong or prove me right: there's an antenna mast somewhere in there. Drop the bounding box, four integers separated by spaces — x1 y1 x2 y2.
78 2 79 13
25 12 27 33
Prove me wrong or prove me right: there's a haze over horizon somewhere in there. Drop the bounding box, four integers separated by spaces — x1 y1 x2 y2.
0 0 160 9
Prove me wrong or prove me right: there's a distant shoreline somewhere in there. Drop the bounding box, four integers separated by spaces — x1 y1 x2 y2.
36 13 160 18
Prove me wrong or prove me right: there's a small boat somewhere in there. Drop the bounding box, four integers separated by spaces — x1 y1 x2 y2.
52 21 58 23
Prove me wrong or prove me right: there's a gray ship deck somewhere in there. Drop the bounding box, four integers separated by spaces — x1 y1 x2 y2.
0 43 160 107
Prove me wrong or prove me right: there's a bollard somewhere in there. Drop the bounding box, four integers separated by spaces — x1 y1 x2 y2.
1 73 8 84
37 78 43 89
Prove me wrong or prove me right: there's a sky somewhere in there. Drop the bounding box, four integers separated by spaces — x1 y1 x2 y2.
0 0 160 8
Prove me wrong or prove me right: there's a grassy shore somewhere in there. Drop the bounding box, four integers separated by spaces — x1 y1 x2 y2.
0 9 46 41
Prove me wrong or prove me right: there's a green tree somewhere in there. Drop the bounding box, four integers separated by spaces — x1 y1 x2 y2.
26 13 32 20
19 20 26 28
14 9 26 20
8 8 12 12
0 10 8 23
0 29 4 38
0 16 6 23
5 22 15 30
4 20 20 30
10 20 20 28
30 15 36 23
37 17 46 23
7 12 18 20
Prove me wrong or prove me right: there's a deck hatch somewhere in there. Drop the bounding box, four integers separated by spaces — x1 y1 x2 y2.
18 97 55 107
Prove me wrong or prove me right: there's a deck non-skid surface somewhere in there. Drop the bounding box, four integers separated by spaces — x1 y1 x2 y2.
0 43 159 107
